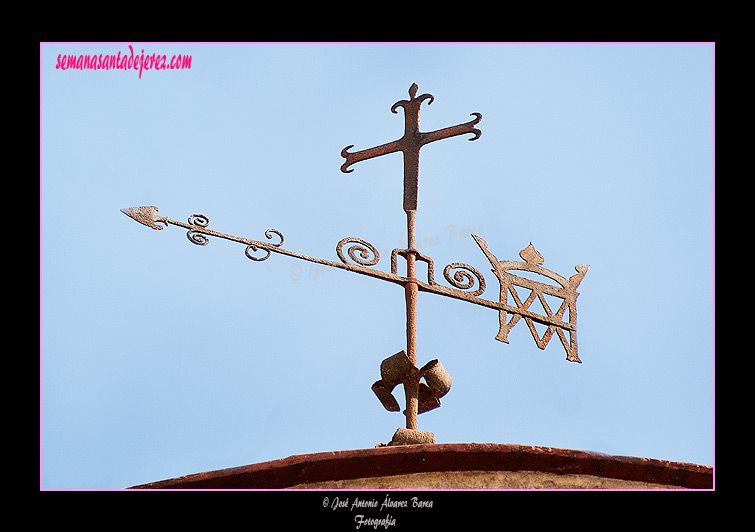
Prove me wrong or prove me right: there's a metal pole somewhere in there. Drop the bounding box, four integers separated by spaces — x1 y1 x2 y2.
404 209 419 430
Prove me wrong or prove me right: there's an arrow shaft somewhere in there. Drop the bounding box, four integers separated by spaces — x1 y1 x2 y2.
161 214 577 331
161 214 408 285
127 209 577 331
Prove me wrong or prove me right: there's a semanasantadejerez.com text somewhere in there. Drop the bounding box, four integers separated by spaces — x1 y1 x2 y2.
55 45 191 79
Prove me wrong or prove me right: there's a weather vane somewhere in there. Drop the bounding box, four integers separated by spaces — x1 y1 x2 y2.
123 83 589 446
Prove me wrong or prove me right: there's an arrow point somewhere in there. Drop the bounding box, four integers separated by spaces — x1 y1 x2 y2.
121 206 164 230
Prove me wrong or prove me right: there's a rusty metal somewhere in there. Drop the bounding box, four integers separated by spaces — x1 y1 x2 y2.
380 350 415 385
122 83 589 446
341 82 481 213
386 427 436 446
341 83 481 434
474 236 589 363
371 353 451 419
422 359 452 399
122 207 586 343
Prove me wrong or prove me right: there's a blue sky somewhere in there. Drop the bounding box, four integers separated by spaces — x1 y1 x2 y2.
40 42 714 489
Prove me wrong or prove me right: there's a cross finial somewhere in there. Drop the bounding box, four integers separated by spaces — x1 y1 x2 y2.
341 83 481 212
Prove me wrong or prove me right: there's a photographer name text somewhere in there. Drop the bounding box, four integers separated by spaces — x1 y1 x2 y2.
323 494 433 529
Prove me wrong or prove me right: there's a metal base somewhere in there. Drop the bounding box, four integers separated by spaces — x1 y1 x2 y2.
383 427 436 446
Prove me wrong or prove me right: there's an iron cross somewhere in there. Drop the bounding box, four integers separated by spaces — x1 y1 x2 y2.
341 83 482 213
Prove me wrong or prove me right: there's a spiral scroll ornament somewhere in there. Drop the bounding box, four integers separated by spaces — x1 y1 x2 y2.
244 229 285 262
336 237 380 267
443 262 486 296
186 214 210 246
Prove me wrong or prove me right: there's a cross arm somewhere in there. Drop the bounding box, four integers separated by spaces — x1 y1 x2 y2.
421 113 482 145
340 140 403 173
